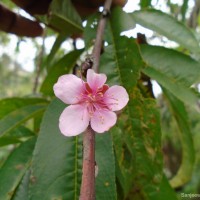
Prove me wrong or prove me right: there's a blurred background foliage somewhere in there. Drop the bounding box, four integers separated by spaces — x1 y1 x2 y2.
0 0 200 200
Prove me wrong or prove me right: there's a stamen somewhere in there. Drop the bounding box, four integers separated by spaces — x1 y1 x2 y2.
98 92 103 98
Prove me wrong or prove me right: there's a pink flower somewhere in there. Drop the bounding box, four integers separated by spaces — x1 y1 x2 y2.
53 69 129 136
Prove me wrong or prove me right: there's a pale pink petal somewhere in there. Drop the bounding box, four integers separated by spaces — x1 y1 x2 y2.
87 69 107 92
59 104 90 136
90 110 117 133
104 86 129 111
53 74 84 104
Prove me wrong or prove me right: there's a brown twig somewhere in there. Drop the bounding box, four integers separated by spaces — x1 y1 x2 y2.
80 126 96 200
79 0 112 199
188 0 200 29
92 0 112 72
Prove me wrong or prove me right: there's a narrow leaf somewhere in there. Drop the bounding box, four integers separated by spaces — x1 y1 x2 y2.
95 133 117 200
36 0 83 34
163 89 195 188
45 34 68 69
29 99 82 200
84 13 101 48
111 89 163 199
140 45 200 87
0 137 21 147
100 37 142 87
8 126 35 138
0 104 47 137
0 98 48 120
0 137 36 200
12 170 31 200
131 9 199 52
143 66 199 106
149 175 178 200
84 7 135 48
0 126 34 147
98 14 163 198
110 6 136 36
140 0 152 8
181 0 189 22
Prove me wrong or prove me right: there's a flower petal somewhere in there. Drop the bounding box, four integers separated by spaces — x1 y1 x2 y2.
59 104 90 136
53 74 84 104
91 110 117 133
87 69 107 92
104 86 129 111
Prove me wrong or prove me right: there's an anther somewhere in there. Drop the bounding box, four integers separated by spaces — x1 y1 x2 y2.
99 92 103 97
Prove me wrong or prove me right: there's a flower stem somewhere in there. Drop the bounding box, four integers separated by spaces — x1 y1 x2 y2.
80 0 112 199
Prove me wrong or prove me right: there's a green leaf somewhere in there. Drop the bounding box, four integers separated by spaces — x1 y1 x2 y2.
181 0 189 22
140 45 200 86
0 104 47 137
98 8 143 87
12 169 31 200
95 133 117 200
149 175 178 200
98 14 163 198
143 66 199 106
100 37 143 87
110 7 136 36
0 137 21 147
140 45 200 106
40 49 83 96
45 34 68 69
128 94 163 199
7 126 35 138
0 137 36 200
84 13 101 48
29 99 82 200
140 0 152 8
111 124 133 197
111 89 163 199
84 7 135 48
0 126 34 147
36 0 83 34
131 9 199 53
0 98 48 120
163 89 195 188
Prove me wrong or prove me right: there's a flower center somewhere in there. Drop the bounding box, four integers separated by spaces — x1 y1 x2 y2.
87 93 96 102
87 92 103 103
79 83 109 117
85 92 104 116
